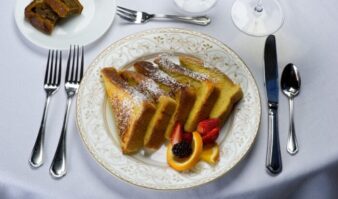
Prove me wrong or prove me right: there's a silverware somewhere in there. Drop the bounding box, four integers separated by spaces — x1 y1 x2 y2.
116 6 211 26
281 63 301 155
264 35 282 174
50 45 84 178
29 50 62 168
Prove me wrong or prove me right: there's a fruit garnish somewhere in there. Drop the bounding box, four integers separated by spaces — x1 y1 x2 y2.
197 118 220 135
202 127 220 144
170 122 183 145
172 141 192 158
200 143 220 164
167 131 203 171
182 132 192 143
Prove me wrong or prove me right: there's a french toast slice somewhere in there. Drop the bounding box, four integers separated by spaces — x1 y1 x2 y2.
154 57 219 132
133 61 196 139
179 55 243 124
119 71 177 150
101 67 156 154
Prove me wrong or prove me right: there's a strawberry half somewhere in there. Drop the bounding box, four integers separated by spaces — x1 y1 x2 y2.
170 122 183 145
197 118 220 135
202 127 220 145
182 132 192 144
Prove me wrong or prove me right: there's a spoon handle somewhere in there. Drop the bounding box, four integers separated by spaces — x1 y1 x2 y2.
287 97 299 155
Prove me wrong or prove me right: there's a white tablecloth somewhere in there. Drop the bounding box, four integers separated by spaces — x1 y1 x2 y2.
1 0 338 198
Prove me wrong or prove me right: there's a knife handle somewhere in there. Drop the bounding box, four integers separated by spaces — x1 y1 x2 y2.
266 103 282 174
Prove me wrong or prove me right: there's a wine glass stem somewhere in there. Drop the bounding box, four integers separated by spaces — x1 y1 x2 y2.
255 0 263 12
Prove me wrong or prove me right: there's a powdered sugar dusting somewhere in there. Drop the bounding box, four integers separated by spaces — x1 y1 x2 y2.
139 63 184 89
152 69 183 88
156 54 208 81
110 96 131 136
128 87 147 105
107 72 147 105
139 78 165 99
133 60 184 89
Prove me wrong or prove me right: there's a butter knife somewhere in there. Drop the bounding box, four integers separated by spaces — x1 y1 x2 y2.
264 35 282 174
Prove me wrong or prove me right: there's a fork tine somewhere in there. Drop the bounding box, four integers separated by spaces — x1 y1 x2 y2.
57 51 62 85
117 6 137 14
44 50 51 85
49 50 55 85
116 8 136 18
52 50 58 85
65 45 72 82
75 45 80 82
80 46 84 81
70 45 76 82
117 12 135 22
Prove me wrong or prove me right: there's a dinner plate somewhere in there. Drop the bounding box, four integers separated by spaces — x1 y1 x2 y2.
14 0 116 49
76 28 261 190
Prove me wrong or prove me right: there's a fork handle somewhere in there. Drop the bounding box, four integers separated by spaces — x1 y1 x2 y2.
154 15 211 25
29 95 51 168
50 97 73 178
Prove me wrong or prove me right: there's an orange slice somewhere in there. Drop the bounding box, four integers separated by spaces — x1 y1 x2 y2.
167 131 203 171
200 143 220 164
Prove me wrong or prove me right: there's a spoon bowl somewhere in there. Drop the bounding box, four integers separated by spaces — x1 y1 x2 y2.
281 63 301 98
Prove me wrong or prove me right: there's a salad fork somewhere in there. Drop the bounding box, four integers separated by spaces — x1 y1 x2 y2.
116 6 211 26
29 50 62 168
50 45 84 178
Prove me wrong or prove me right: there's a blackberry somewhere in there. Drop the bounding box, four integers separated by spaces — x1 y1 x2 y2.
172 141 192 158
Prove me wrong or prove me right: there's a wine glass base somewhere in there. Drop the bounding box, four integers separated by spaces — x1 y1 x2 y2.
231 0 284 36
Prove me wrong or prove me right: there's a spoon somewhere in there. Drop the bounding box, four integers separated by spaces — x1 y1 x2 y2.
281 63 301 155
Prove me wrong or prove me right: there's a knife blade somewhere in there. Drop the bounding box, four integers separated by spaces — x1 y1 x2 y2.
264 35 282 174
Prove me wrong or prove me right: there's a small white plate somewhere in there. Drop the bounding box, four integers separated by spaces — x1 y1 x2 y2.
14 0 116 49
76 28 261 190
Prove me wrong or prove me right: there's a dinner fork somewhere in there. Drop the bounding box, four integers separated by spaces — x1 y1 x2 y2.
29 50 62 168
116 6 211 26
50 45 84 178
